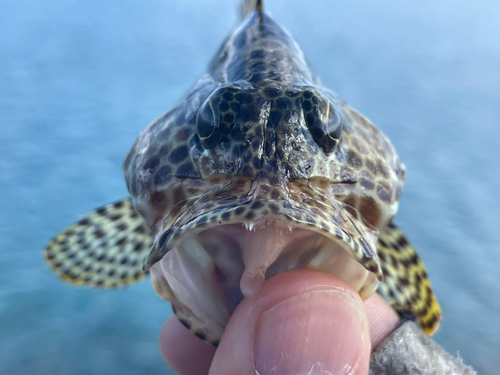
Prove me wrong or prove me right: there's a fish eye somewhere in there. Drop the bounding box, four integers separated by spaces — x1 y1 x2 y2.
197 87 240 149
197 95 221 149
302 90 343 153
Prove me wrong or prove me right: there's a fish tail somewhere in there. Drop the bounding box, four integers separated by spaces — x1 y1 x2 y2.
241 0 263 19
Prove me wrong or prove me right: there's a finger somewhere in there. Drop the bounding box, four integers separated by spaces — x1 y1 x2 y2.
159 315 216 375
364 292 399 351
160 270 400 374
209 269 372 375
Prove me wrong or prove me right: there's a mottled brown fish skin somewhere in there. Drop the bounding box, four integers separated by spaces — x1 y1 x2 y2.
44 2 440 344
122 11 405 280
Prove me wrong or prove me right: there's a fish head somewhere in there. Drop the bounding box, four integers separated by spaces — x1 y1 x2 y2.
122 9 406 344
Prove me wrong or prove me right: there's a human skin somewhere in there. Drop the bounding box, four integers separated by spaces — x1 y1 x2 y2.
159 270 400 375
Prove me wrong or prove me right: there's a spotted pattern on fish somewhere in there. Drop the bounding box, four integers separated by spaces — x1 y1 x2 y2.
44 199 152 288
377 222 441 335
43 0 440 343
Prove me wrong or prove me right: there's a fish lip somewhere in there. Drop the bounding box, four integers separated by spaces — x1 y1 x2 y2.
143 198 383 282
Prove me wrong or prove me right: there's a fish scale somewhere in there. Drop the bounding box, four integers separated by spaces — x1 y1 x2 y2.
44 0 441 345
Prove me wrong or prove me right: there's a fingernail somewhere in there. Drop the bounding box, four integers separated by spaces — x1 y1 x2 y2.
255 289 367 375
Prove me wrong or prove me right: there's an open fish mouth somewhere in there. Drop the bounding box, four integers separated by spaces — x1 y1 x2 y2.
147 197 382 345
41 0 443 344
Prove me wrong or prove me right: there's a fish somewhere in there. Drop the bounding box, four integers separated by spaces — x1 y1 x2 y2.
44 0 441 346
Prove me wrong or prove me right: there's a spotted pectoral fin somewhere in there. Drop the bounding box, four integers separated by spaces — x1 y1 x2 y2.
376 222 441 335
44 198 154 288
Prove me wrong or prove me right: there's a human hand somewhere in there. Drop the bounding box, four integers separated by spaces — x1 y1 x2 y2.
160 269 400 375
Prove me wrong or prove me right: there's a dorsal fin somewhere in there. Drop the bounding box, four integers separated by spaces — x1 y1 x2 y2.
241 0 263 19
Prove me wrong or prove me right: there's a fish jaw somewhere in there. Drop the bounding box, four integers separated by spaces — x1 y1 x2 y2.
150 221 380 345
146 195 382 276
145 179 386 344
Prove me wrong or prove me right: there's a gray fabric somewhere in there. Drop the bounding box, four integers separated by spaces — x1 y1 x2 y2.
369 322 476 375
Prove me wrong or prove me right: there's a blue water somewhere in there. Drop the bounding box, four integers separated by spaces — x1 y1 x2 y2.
1 0 499 374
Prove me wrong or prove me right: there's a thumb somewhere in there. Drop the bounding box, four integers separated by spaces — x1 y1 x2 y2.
209 269 371 375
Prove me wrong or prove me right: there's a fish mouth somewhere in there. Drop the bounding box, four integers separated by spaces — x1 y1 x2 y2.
147 197 382 345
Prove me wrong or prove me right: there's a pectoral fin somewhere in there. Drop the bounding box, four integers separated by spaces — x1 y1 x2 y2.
44 198 153 288
376 222 441 335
